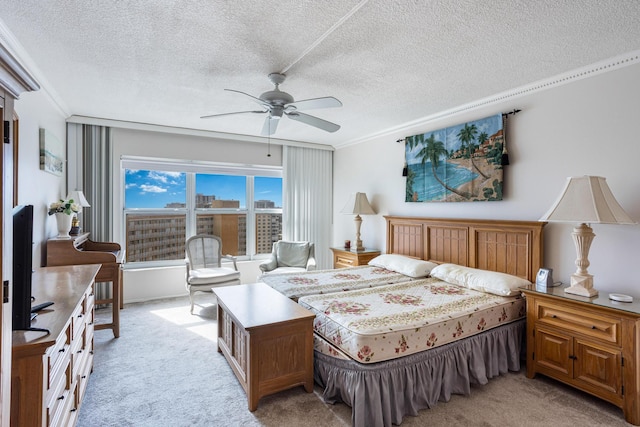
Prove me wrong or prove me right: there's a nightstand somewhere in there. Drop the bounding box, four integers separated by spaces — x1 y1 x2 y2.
330 247 380 269
520 285 640 425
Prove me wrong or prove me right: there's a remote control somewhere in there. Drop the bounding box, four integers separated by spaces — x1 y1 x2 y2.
31 301 54 313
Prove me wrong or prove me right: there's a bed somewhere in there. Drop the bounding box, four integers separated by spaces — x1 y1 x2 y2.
309 216 545 427
300 277 526 363
259 264 420 301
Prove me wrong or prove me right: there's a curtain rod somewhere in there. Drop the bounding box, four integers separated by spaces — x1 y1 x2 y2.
395 109 521 143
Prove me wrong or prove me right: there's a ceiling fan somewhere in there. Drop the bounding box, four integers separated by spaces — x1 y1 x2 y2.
201 73 342 135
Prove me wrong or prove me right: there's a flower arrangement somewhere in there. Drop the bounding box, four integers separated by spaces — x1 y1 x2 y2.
48 198 80 216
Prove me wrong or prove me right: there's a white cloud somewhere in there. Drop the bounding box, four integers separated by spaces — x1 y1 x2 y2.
148 171 168 183
140 184 167 193
147 171 183 184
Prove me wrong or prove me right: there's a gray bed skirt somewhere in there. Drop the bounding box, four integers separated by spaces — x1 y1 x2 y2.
314 319 525 427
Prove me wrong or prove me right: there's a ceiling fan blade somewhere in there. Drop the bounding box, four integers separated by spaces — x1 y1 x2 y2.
286 111 340 133
200 110 266 119
224 88 271 108
286 96 342 111
261 115 280 136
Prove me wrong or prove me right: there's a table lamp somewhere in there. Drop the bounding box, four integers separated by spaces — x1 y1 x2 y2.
341 192 376 252
66 190 91 234
539 176 635 297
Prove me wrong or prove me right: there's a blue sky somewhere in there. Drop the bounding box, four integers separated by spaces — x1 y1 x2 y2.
125 170 282 208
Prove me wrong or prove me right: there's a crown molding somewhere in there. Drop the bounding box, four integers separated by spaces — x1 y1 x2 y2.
335 50 640 149
0 35 39 98
66 115 335 151
0 17 68 114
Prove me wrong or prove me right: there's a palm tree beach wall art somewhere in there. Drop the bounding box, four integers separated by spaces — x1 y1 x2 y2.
404 114 505 202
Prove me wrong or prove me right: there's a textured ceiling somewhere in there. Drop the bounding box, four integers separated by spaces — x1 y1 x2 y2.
1 1 639 147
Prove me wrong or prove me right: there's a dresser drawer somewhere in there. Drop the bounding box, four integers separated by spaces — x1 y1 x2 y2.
49 384 75 427
72 306 85 341
84 285 95 310
85 287 95 313
335 255 355 267
331 248 380 269
46 357 72 425
47 326 71 389
76 348 94 404
71 332 85 379
84 310 94 349
536 300 621 345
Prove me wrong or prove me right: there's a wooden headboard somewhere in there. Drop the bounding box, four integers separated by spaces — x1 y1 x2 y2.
385 216 546 282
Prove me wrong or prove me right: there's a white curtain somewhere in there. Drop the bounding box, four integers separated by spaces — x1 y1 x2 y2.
283 146 333 269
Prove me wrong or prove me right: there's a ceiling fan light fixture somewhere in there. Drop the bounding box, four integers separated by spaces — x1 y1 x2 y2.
270 107 284 118
260 89 294 105
201 72 342 134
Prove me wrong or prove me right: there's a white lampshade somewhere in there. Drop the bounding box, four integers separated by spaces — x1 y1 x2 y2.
539 176 635 297
540 176 634 224
340 192 376 215
66 190 91 208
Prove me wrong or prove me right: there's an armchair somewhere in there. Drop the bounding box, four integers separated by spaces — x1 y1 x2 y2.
185 234 241 314
259 240 316 275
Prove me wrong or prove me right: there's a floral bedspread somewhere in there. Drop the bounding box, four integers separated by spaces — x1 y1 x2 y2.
259 265 411 300
299 278 525 364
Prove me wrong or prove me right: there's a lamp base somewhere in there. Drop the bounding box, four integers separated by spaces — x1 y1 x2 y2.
565 274 598 297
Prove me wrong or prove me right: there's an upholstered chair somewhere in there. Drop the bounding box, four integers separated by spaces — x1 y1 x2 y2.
259 240 316 276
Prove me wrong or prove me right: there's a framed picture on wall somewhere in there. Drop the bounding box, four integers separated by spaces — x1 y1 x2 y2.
39 128 63 176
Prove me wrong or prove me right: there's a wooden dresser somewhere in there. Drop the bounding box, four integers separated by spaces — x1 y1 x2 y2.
46 232 124 337
213 283 315 411
330 247 380 269
11 264 100 427
521 285 640 425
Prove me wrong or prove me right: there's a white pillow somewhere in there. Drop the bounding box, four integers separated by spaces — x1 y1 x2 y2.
430 263 531 296
368 254 438 278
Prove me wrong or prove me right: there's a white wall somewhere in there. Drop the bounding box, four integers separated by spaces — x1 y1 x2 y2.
123 261 262 303
334 62 640 296
13 90 68 268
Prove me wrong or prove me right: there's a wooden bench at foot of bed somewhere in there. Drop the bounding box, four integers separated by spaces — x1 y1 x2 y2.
213 283 315 411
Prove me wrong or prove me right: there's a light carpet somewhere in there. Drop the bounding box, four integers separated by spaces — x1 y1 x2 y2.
77 294 632 427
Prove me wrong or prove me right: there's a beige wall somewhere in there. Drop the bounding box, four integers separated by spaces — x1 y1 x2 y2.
334 62 640 296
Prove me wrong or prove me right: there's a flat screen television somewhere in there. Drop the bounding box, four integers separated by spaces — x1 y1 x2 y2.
12 204 34 330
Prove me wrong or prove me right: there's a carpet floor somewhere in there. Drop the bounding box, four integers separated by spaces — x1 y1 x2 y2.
77 294 632 427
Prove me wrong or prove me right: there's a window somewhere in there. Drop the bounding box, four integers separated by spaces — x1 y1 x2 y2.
125 170 187 263
254 176 283 253
123 159 282 266
194 173 248 257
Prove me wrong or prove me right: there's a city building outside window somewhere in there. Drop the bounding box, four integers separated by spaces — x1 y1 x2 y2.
123 161 282 267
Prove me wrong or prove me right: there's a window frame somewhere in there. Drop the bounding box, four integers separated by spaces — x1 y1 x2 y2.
121 156 282 268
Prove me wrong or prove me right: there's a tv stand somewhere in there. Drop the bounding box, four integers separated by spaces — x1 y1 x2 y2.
11 264 100 427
